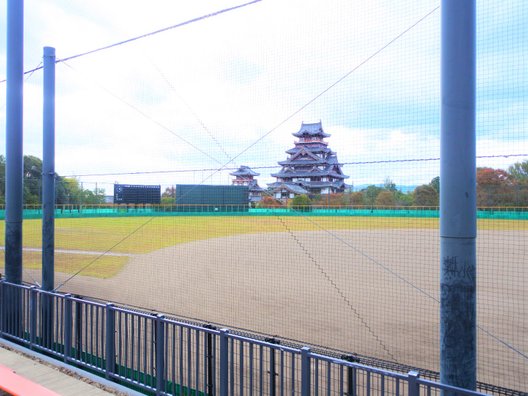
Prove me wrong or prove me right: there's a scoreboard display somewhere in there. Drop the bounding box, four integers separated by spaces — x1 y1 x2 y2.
114 184 161 204
175 185 249 205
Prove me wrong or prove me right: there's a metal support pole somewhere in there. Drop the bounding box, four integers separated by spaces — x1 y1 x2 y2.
342 354 359 396
42 46 56 291
203 324 217 396
0 280 4 336
440 0 477 392
75 297 83 361
219 328 229 396
29 286 37 348
5 0 24 285
105 303 115 379
300 347 311 396
407 371 420 396
64 294 73 362
264 337 279 396
155 314 165 395
41 46 56 349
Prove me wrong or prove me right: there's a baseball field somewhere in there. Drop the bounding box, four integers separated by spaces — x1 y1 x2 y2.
0 215 526 390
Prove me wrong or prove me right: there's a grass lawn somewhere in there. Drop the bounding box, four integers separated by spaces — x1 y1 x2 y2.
0 250 128 279
0 216 444 254
0 215 526 278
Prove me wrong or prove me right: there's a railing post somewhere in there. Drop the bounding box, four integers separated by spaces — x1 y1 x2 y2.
29 286 37 349
105 303 115 380
408 370 420 396
0 280 4 336
342 354 360 396
203 324 217 396
155 314 165 395
41 291 53 350
265 337 279 396
301 347 311 396
63 294 72 362
219 328 229 396
75 296 83 361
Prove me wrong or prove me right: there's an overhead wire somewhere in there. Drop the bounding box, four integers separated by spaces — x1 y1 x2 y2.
60 153 528 178
0 61 42 110
0 0 263 84
61 61 225 167
152 63 233 162
150 4 446 355
47 1 264 288
177 5 442 190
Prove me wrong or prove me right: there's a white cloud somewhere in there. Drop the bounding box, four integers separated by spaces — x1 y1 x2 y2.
0 0 526 193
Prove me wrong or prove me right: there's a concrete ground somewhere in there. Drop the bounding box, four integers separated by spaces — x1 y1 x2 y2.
0 340 139 395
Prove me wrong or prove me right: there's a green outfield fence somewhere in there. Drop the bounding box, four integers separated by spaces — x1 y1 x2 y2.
0 204 527 220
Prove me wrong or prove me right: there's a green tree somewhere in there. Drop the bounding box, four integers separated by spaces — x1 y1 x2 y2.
383 177 397 192
362 185 384 205
349 192 365 205
508 160 528 206
477 167 514 206
394 190 413 206
430 176 440 194
413 185 439 206
508 160 528 182
23 155 43 204
0 155 105 205
289 194 312 211
374 190 395 206
56 177 105 205
81 188 106 204
161 186 176 204
257 196 282 208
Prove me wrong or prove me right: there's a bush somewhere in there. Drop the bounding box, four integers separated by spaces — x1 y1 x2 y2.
374 190 395 206
288 194 312 212
257 196 283 208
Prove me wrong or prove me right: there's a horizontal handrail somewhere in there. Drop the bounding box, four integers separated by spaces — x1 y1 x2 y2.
0 280 490 396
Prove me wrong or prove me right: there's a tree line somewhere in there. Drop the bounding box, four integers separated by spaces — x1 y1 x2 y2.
5 155 523 207
258 160 528 208
0 155 105 205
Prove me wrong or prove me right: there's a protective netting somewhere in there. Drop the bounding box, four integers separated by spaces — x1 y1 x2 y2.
0 0 527 392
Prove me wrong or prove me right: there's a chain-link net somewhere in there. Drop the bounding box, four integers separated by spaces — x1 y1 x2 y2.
0 0 527 392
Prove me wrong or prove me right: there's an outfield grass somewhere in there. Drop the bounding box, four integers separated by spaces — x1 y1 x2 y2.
0 250 128 279
0 215 526 278
0 216 440 253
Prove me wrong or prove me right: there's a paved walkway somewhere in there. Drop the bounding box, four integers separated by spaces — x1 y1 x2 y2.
0 342 134 395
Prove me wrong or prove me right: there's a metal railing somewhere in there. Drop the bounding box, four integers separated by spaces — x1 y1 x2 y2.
0 280 487 395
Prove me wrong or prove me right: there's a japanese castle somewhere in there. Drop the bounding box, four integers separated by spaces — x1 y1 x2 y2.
268 121 348 200
230 165 263 203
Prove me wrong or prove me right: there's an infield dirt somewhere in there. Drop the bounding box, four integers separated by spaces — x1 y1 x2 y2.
39 228 528 389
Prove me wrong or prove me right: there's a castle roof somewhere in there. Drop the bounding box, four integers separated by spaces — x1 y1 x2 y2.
230 165 260 177
269 182 310 195
247 179 264 192
292 121 330 138
286 146 333 155
271 166 348 179
268 180 346 190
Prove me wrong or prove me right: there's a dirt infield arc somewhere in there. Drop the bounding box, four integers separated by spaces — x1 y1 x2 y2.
48 228 528 390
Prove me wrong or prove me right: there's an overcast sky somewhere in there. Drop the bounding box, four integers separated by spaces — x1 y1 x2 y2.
1 0 527 193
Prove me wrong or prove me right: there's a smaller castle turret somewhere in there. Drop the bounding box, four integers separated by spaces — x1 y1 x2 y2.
230 165 263 203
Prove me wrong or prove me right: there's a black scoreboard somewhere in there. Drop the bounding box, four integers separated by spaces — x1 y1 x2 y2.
114 184 161 204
